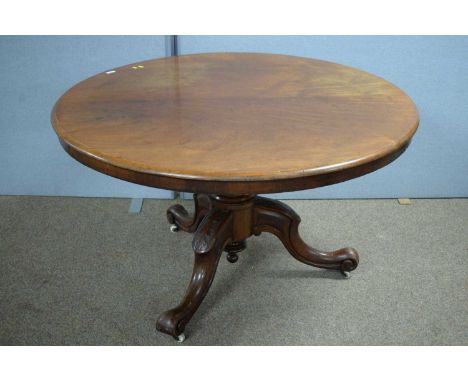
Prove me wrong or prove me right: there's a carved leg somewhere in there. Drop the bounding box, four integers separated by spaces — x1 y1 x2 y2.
166 193 211 233
156 208 232 340
252 196 359 276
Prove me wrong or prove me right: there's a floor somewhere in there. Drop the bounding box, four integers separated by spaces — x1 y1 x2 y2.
0 196 467 345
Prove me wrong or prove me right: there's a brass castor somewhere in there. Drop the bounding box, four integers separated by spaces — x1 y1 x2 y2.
342 271 351 279
174 333 185 343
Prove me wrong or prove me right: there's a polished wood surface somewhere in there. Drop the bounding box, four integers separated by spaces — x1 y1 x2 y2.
52 53 418 194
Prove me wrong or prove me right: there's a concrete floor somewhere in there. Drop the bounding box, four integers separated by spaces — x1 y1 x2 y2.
0 196 467 345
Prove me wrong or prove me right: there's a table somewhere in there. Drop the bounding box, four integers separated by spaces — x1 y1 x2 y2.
51 53 419 342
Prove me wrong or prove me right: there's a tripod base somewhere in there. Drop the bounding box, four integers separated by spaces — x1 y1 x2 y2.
157 194 359 340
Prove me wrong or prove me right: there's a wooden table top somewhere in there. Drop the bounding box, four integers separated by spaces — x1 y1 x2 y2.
52 53 419 195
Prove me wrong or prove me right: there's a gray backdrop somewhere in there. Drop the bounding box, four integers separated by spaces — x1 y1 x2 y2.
1 36 467 198
0 36 171 198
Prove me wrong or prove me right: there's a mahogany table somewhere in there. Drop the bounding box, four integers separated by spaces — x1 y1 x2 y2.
51 53 419 342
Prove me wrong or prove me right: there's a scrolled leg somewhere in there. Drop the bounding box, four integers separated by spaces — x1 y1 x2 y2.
166 193 211 233
156 208 232 339
253 197 359 276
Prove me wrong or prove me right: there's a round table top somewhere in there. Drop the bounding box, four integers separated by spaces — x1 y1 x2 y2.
52 52 419 195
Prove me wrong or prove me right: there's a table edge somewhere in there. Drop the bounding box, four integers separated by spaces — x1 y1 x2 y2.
52 52 420 194
59 136 413 195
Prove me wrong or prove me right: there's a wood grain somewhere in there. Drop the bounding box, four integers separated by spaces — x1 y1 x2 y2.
52 53 419 194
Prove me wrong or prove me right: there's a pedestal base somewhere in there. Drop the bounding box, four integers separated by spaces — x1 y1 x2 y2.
157 194 359 341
